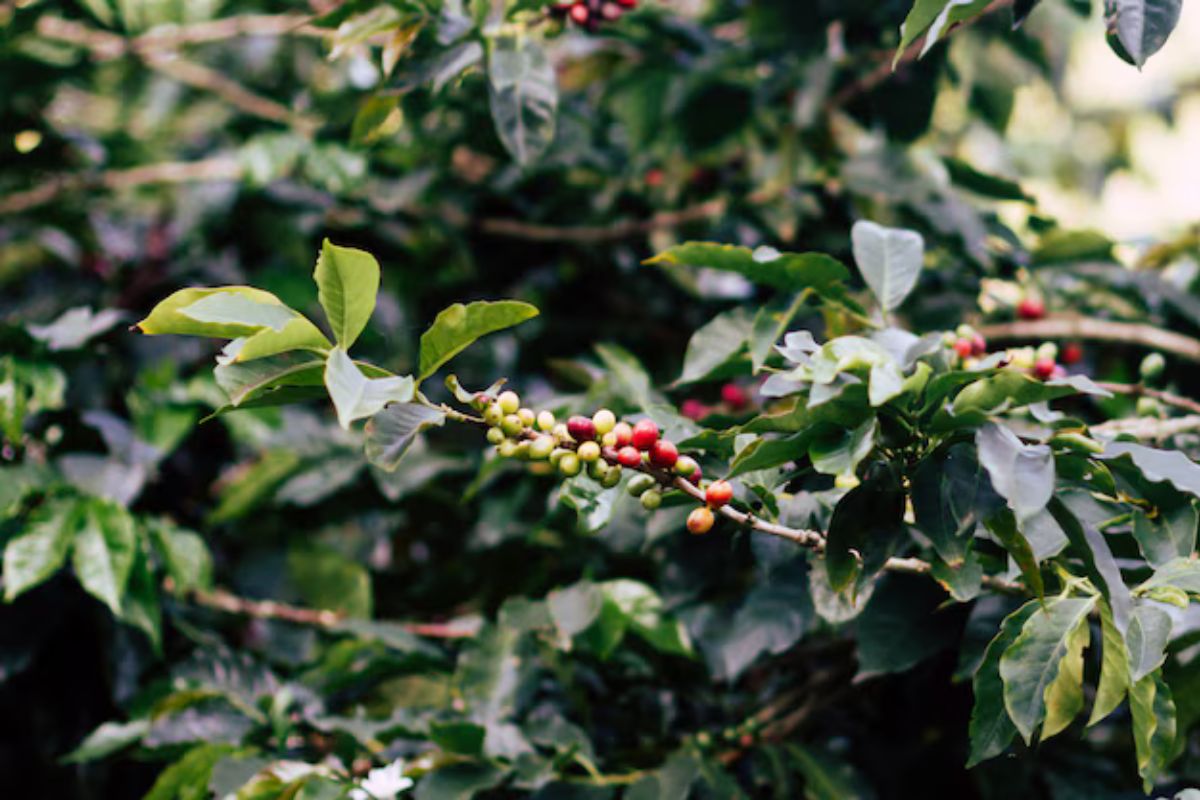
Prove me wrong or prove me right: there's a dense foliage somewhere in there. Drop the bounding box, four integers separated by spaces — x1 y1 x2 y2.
3 0 1200 798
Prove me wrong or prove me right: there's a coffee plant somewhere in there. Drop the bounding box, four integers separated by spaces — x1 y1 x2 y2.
3 0 1200 798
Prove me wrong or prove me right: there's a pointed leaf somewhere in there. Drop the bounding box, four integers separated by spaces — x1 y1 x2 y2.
1106 0 1182 68
1089 598 1132 726
417 300 538 381
967 600 1039 767
1129 672 1177 791
1041 605 1090 739
646 242 851 297
1127 603 1173 682
72 498 138 615
851 221 924 312
324 348 414 430
985 508 1044 600
1101 442 1200 500
486 32 557 165
364 402 446 471
678 309 754 384
976 422 1054 523
313 239 380 348
3 498 76 601
135 287 295 339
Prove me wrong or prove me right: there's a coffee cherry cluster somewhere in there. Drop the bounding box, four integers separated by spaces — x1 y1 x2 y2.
550 0 636 30
944 324 988 367
945 325 1080 382
680 382 753 422
475 388 738 537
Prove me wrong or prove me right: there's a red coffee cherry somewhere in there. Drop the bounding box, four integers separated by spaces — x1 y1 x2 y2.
616 0 637 7
1033 358 1056 380
1018 297 1046 321
1062 342 1083 365
687 506 715 535
617 446 642 468
567 415 597 442
681 399 707 421
569 3 589 24
721 383 749 410
971 333 987 356
631 419 659 451
953 339 974 359
705 480 733 509
649 439 679 469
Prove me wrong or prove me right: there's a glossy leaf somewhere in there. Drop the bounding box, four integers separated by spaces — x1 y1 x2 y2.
1089 598 1131 726
825 467 905 592
3 498 76 601
850 220 924 312
72 498 138 615
967 601 1038 767
135 287 296 339
313 239 380 349
976 422 1053 523
1106 0 1182 67
418 300 539 382
1129 672 1176 791
364 402 447 471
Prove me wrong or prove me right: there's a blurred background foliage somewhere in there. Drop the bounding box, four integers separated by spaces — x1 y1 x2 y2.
3 0 1200 797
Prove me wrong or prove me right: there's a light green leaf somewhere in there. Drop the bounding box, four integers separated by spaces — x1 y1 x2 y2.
62 719 149 764
1129 672 1177 791
288 543 373 619
135 287 294 339
1089 598 1131 726
220 317 330 364
645 242 851 297
148 520 213 594
486 32 557 165
809 418 877 477
313 239 380 348
72 498 138 615
415 764 505 800
599 579 692 657
1041 602 1090 739
967 601 1038 767
678 308 754 384
850 220 924 312
144 744 239 800
1102 442 1200 500
3 498 76 601
1127 602 1173 682
999 596 1095 744
418 300 539 382
976 422 1054 523
364 402 446 471
1138 557 1200 595
985 509 1044 600
1106 0 1182 68
324 347 414 430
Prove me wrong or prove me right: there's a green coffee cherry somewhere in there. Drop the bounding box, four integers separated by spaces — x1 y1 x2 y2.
601 465 622 488
577 441 601 462
1140 353 1166 382
549 447 570 466
501 414 525 437
593 408 617 436
587 459 609 481
484 403 505 427
628 474 657 497
674 455 699 478
641 489 663 510
552 423 569 442
498 391 521 414
514 441 531 460
486 427 505 445
1035 342 1058 362
1137 397 1162 417
537 411 556 432
529 435 556 460
559 453 582 477
497 439 519 459
518 408 536 427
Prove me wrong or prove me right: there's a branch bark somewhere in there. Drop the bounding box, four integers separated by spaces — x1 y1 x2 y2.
1097 382 1200 416
977 317 1200 364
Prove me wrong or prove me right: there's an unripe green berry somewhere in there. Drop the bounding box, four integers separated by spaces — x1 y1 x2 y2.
518 408 536 427
577 441 601 462
956 324 973 339
628 474 657 497
601 431 618 448
549 447 571 466
1137 397 1161 417
502 414 525 437
486 427 505 445
674 455 699 478
537 410 556 432
601 465 622 488
1036 342 1058 362
498 391 520 414
529 435 556 460
587 459 609 481
558 453 582 477
514 441 531 460
641 489 663 510
497 439 519 459
484 403 505 427
552 423 569 442
1141 353 1166 382
593 409 617 436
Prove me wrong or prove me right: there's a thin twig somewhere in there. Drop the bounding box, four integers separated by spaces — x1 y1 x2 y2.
1097 382 1200 416
977 318 1200 364
177 582 475 639
475 199 728 244
1093 415 1200 439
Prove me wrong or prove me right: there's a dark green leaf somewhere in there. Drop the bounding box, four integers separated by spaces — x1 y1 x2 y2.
825 467 905 592
645 243 851 297
364 402 447 471
418 301 539 382
967 600 1038 767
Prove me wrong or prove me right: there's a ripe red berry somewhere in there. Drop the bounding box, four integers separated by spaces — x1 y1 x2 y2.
617 446 642 468
1018 297 1046 321
721 383 749 410
1062 342 1083 365
645 168 664 187
687 506 715 535
616 0 637 7
706 480 733 509
649 439 679 469
953 338 973 359
569 3 589 24
1033 358 1056 380
689 465 703 485
600 1 621 20
681 399 707 421
612 421 633 448
971 333 987 356
631 419 659 451
567 415 596 442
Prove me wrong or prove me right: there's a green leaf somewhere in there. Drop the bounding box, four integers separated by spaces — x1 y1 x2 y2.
486 31 557 165
1089 598 1131 726
313 239 380 349
1105 0 1182 68
351 95 403 145
999 596 1095 744
1127 602 1173 682
61 719 149 764
750 297 805 373
1101 442 1200 500
1040 602 1090 740
213 352 327 407
3 498 76 601
120 543 162 651
808 418 877 477
27 306 124 351
72 498 138 615
727 433 812 478
627 752 700 800
324 347 414 430
430 721 486 757
148 520 213 593
415 763 505 800
289 543 373 619
208 450 302 524
1129 672 1177 791
1138 557 1200 595
1132 504 1198 568
221 317 331 364
144 744 238 800
364 402 447 471
786 745 872 800
1049 493 1132 634
850 220 924 312
912 443 989 565
967 600 1039 767
678 308 754 384
825 468 905 592
856 574 960 677
984 509 1044 600
418 300 539 382
645 242 851 297
135 287 296 339
599 579 692 657
976 422 1054 523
